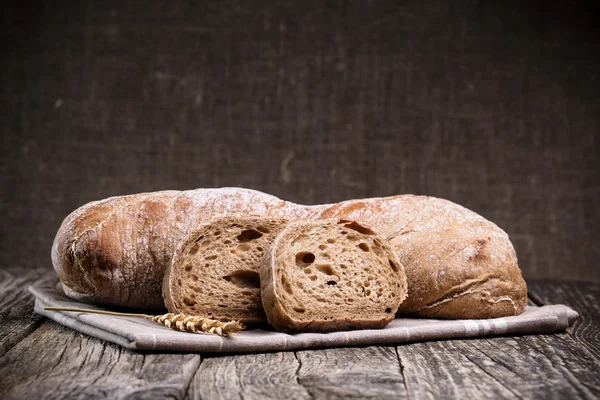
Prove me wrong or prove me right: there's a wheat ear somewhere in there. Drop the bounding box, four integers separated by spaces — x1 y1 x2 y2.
44 307 244 336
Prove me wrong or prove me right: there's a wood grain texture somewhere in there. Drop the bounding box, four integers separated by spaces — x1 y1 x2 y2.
295 346 407 399
398 334 600 400
528 280 600 361
1 0 599 284
0 321 200 400
187 352 310 400
0 268 57 357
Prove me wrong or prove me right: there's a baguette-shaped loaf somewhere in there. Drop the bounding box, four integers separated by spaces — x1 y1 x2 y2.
52 187 527 318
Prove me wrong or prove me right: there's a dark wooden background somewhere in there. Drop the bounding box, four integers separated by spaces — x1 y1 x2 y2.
1 1 598 282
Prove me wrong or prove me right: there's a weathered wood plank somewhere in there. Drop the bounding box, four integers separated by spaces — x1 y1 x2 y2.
528 280 600 360
0 320 200 399
398 333 600 399
0 268 58 357
187 351 310 400
188 346 408 399
1 272 597 400
295 346 407 399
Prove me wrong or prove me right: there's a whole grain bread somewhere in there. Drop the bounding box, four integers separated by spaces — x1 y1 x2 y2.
261 219 407 333
163 217 286 324
52 187 527 318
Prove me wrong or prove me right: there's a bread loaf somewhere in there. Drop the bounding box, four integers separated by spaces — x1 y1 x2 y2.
163 217 286 324
260 219 407 333
52 187 527 318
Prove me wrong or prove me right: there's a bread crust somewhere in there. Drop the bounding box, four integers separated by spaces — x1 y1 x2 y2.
52 187 527 318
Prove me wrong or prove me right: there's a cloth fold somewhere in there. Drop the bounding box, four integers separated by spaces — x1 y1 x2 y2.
30 285 578 353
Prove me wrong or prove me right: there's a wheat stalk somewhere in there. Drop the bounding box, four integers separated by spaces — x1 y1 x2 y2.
44 307 244 336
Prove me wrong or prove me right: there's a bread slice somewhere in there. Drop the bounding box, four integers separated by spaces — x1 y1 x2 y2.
163 217 287 324
260 219 408 333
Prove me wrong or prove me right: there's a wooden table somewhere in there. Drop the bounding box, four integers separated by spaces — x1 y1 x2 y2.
0 268 598 399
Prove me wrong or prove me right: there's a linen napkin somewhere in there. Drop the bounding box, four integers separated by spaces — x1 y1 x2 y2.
30 284 578 354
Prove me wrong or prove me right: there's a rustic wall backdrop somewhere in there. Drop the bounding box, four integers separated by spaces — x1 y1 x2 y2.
1 1 598 281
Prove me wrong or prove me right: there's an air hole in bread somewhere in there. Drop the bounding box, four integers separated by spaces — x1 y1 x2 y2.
223 270 260 289
177 279 182 286
309 275 318 281
183 297 196 307
281 276 294 294
385 308 392 313
347 234 358 241
371 239 384 256
340 264 348 269
256 226 271 233
206 255 218 260
318 244 327 250
237 229 263 242
257 246 263 251
238 243 251 251
296 281 304 288
388 259 399 272
293 306 306 313
295 252 315 267
346 298 354 304
223 239 232 244
327 238 335 244
218 304 227 308
358 243 370 252
189 243 200 255
343 221 375 235
365 289 371 296
303 267 312 274
241 290 253 295
194 235 204 243
316 264 336 276
326 280 337 286
191 274 198 281
184 264 193 272
316 297 326 302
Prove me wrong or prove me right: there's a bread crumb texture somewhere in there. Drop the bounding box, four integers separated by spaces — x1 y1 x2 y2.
262 219 408 333
165 217 286 324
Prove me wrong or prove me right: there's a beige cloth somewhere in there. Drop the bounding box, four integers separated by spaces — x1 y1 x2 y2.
30 285 578 354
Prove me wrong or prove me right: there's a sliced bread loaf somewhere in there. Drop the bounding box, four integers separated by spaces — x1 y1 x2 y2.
163 217 287 324
260 219 408 333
